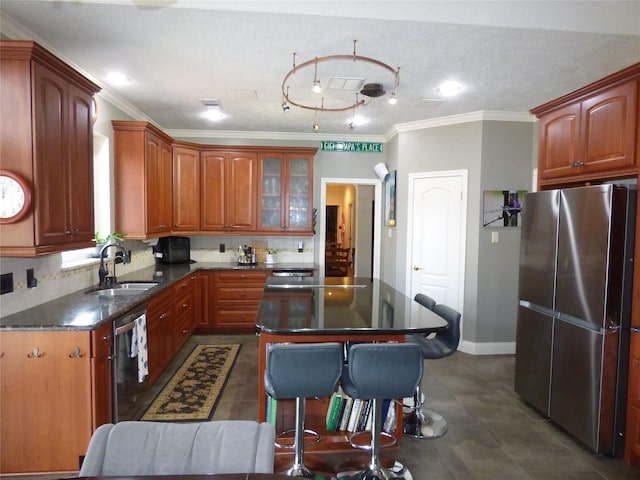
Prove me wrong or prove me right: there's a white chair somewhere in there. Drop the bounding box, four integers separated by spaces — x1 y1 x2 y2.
79 420 276 475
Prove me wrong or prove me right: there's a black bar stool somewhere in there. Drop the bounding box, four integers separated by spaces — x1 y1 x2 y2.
404 303 461 439
264 342 343 478
338 342 423 480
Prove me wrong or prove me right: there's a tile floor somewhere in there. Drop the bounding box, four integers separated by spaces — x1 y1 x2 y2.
10 334 640 480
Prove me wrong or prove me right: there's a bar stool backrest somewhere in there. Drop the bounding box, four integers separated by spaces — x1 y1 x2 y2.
341 343 423 400
264 342 343 399
431 303 461 357
414 293 436 310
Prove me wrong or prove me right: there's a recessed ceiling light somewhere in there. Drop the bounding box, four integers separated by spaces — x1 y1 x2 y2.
203 109 225 121
437 80 463 97
106 71 129 86
347 115 368 128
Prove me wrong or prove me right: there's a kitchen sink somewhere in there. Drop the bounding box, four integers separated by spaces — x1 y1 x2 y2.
86 282 158 296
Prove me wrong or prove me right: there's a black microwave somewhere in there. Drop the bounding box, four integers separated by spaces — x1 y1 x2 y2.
155 236 191 264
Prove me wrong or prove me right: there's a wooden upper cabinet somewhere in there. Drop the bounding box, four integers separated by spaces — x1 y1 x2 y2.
113 121 173 239
112 123 315 237
0 41 100 256
172 143 201 232
581 81 637 174
257 150 314 233
532 63 639 187
201 150 257 232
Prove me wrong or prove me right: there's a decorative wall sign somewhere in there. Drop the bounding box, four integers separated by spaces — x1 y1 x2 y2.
483 190 525 227
320 141 383 153
384 170 396 227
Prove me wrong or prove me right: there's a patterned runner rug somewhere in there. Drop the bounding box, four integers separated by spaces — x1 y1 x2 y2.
140 344 240 422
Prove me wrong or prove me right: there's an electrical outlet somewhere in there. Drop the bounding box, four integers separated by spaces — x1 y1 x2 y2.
27 268 37 288
0 272 14 295
220 243 225 253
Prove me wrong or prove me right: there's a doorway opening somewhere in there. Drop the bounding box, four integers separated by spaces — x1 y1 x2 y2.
320 179 382 279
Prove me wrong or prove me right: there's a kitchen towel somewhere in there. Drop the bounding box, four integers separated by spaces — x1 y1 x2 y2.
130 313 149 383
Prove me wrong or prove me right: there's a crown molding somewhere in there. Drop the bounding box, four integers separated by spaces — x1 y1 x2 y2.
385 110 536 140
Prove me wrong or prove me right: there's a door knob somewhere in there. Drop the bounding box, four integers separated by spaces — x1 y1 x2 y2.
413 266 422 271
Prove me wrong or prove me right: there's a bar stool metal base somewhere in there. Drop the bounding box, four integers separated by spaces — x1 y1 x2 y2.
275 428 321 450
337 460 413 480
402 407 448 439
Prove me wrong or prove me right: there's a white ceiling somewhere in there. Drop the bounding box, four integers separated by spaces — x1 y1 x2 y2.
1 0 639 139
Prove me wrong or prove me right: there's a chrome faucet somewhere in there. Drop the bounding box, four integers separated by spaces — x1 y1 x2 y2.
98 241 131 288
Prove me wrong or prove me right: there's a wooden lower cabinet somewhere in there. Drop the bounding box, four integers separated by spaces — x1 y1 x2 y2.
0 329 112 474
195 270 270 333
172 274 197 352
146 275 197 385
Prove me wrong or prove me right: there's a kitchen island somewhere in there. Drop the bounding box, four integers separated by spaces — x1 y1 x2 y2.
255 276 447 455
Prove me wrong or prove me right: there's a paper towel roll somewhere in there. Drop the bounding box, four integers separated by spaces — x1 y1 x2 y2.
374 162 389 180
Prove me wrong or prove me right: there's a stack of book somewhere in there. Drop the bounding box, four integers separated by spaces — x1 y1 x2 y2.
325 387 396 433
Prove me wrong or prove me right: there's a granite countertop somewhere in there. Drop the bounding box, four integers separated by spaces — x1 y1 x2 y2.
0 262 317 331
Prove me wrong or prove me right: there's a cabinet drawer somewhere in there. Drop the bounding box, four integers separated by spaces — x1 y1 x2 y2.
214 271 270 283
147 287 174 318
212 306 259 328
214 285 264 302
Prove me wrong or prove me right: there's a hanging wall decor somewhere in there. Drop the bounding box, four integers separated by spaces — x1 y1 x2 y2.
483 190 525 227
384 170 396 227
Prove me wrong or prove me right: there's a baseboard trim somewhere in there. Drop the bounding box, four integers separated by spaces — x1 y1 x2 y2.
458 340 516 355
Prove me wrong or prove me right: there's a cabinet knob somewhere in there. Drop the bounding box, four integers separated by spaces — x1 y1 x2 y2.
160 313 168 320
181 283 188 288
68 347 84 358
66 229 79 235
413 266 423 271
27 347 43 358
103 335 111 342
181 329 189 335
182 303 189 309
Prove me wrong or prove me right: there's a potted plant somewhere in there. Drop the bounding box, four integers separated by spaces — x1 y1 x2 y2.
92 231 126 258
265 248 278 264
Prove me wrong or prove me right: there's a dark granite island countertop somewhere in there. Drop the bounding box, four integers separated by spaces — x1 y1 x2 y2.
0 262 317 331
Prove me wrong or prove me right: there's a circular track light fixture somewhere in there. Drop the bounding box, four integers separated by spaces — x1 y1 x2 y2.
281 40 400 131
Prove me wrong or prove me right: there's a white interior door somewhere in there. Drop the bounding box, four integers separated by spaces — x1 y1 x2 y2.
406 170 467 327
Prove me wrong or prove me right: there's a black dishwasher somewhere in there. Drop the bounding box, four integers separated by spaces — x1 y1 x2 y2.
112 305 149 422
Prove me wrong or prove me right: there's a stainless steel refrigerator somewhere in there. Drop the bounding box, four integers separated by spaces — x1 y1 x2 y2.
515 184 636 456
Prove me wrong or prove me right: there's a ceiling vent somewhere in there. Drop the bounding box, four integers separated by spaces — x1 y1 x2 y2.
360 83 386 97
201 99 221 108
327 77 365 91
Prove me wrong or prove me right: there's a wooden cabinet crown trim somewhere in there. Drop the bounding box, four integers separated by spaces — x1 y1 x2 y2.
118 122 319 155
112 120 173 144
531 62 640 116
1 40 101 95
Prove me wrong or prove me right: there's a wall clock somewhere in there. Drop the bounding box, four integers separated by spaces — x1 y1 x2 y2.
0 169 32 224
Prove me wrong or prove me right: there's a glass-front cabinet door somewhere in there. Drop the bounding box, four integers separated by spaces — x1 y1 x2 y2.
258 151 314 233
